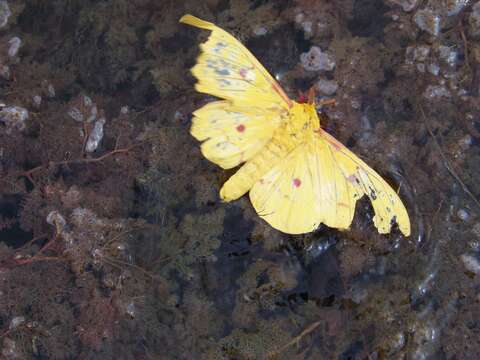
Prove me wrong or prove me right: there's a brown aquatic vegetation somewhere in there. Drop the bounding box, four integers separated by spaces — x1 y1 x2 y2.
0 0 480 358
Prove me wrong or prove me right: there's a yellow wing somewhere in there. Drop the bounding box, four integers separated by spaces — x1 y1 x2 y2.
179 14 292 110
319 129 410 236
250 131 411 236
191 100 281 169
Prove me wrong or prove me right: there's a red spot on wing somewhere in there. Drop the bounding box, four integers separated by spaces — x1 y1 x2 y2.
236 124 246 132
293 178 302 188
239 68 247 78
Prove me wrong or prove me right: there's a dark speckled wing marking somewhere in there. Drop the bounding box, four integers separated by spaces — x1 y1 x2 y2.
179 14 293 110
319 129 411 236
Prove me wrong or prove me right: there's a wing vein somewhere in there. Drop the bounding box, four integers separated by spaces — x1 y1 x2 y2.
326 140 339 223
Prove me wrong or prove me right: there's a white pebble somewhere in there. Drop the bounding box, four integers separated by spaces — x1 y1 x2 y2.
438 45 458 67
388 0 419 12
300 46 335 72
9 316 25 330
315 78 338 95
46 210 67 232
461 254 480 274
126 302 136 318
446 0 470 17
470 3 480 36
7 37 21 58
423 85 451 99
253 26 268 36
457 208 470 221
47 83 55 98
295 13 305 23
0 0 11 29
0 106 28 133
33 95 42 107
68 107 83 122
428 62 440 76
82 95 93 107
86 104 97 123
414 8 441 36
413 45 430 62
85 117 106 153
302 21 313 35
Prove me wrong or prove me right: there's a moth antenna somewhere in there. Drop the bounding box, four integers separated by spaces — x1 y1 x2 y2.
307 86 316 105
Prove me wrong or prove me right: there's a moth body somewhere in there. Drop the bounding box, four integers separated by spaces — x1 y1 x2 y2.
220 102 321 202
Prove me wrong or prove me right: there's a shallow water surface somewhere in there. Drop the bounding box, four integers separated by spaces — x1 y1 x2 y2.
0 0 479 359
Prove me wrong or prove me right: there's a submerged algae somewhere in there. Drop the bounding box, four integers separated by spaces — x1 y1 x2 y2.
0 0 480 358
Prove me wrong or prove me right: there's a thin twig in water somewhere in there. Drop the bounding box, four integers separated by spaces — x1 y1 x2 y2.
13 233 48 252
427 199 444 243
101 255 161 282
459 25 470 70
419 105 480 209
270 321 321 356
14 256 67 266
18 143 143 182
100 224 151 251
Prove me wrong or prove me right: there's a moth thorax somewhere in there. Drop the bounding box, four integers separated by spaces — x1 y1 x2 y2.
303 103 321 131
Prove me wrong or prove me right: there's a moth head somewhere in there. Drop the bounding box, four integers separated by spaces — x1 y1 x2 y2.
298 101 321 132
297 86 317 105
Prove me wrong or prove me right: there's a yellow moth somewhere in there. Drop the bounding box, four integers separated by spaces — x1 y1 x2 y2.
180 14 411 236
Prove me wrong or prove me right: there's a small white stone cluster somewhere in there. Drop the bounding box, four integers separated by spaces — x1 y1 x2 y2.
300 46 336 72
68 95 106 153
0 105 28 133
